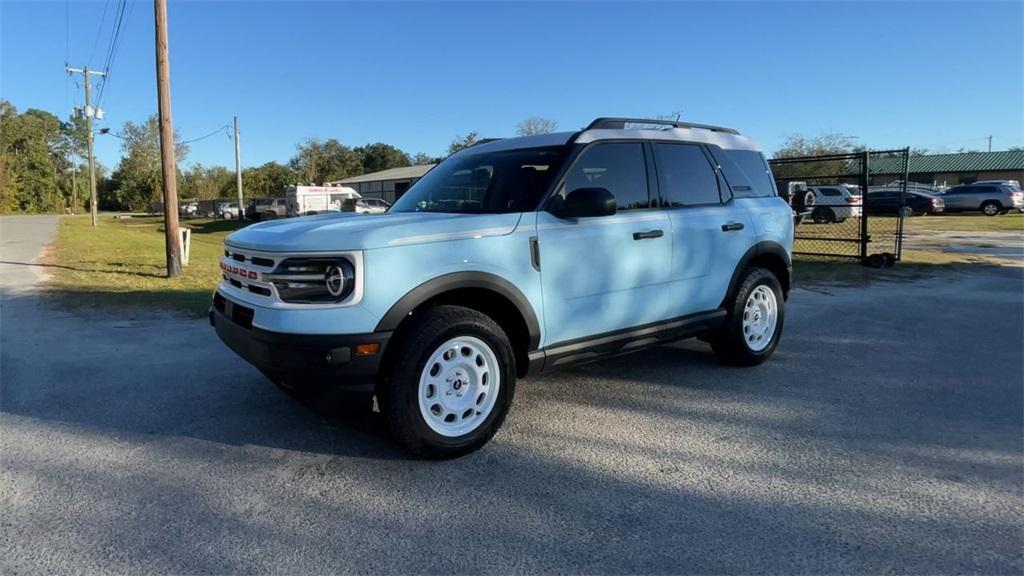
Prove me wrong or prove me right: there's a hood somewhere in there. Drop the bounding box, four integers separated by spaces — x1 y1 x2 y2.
225 211 524 252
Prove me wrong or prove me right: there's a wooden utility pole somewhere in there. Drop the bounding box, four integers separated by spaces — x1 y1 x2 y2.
154 0 182 278
65 65 106 226
234 116 244 220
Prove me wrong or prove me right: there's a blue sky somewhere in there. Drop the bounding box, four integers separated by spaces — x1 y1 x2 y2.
2 1 1022 171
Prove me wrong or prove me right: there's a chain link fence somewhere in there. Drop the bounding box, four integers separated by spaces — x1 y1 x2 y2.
769 148 910 265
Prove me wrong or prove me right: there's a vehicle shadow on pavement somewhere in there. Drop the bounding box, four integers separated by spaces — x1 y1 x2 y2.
3 272 1023 573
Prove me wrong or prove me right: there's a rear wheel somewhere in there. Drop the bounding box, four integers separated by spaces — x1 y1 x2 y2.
981 201 1001 216
379 305 515 458
811 207 835 224
900 205 915 217
711 267 784 366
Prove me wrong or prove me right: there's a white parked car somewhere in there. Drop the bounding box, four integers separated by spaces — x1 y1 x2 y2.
217 202 240 219
179 202 199 217
807 185 862 223
353 198 391 214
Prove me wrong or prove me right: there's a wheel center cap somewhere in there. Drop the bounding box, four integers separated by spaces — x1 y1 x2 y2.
447 370 468 396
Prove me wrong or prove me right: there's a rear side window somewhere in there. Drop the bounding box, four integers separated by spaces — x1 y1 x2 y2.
564 142 650 211
716 149 776 198
819 188 842 196
652 143 720 206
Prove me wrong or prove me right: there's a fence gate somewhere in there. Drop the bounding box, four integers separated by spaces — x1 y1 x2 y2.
769 148 910 266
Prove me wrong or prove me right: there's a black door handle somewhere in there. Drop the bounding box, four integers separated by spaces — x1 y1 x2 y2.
721 222 745 232
633 229 664 240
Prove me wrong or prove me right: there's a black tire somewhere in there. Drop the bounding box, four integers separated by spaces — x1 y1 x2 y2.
981 201 1001 216
379 305 516 459
864 253 887 268
710 267 785 367
811 207 834 224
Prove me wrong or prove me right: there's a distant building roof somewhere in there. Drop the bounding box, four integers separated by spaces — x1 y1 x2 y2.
871 150 1024 175
330 164 436 185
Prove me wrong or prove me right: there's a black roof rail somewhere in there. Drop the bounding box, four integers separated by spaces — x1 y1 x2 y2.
583 117 740 135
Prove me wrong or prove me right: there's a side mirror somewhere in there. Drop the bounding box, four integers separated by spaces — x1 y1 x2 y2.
560 187 617 218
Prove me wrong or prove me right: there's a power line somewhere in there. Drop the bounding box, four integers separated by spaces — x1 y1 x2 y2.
87 0 111 67
181 124 232 145
95 0 131 107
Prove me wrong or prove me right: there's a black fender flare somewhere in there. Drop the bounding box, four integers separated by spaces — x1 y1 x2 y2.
721 241 792 307
375 271 541 350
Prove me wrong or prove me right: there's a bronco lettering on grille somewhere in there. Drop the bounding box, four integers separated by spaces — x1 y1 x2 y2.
220 262 258 280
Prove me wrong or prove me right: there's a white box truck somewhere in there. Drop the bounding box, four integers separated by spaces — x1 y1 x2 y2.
285 185 361 217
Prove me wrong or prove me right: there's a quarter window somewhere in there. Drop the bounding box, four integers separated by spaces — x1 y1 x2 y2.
563 143 650 211
652 143 721 206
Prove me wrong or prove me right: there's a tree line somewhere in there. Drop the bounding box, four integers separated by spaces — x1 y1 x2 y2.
0 99 567 214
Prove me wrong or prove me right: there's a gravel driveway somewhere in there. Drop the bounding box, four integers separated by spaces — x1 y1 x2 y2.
2 215 1022 574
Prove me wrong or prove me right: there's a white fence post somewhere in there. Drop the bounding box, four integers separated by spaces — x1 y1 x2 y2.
179 227 191 267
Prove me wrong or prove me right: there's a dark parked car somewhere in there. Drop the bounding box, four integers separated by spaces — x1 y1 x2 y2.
866 190 945 216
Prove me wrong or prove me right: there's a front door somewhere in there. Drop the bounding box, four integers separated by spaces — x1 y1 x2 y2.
536 142 671 347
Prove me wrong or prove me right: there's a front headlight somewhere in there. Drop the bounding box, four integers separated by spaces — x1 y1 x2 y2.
264 257 355 303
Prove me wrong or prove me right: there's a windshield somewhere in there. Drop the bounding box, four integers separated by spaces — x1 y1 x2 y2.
389 146 569 214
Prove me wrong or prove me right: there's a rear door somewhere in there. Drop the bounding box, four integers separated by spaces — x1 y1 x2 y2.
652 142 756 316
536 142 672 345
944 186 973 210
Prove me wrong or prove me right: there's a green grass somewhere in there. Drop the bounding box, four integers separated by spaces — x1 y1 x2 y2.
46 212 1019 316
793 248 1012 288
47 215 246 316
902 212 1024 233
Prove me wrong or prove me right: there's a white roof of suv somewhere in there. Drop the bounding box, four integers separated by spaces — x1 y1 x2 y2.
453 117 762 158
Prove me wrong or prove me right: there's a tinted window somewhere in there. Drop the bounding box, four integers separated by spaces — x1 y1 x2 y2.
722 149 776 198
819 188 842 196
978 186 999 194
563 143 650 211
652 143 720 206
390 147 568 214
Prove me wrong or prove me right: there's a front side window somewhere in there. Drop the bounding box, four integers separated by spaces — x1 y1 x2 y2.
562 142 650 211
389 147 568 214
819 188 842 196
652 143 720 206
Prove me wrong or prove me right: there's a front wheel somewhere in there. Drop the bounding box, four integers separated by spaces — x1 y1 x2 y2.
900 206 915 217
710 267 785 366
379 305 516 459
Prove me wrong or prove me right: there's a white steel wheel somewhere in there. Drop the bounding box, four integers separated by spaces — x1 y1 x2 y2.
417 336 501 438
742 285 778 352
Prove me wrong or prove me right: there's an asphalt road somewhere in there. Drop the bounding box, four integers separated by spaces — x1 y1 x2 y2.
2 215 1022 574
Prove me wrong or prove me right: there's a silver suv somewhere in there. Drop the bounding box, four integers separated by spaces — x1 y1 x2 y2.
941 183 1024 216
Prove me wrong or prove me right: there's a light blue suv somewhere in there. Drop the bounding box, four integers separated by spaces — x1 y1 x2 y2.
211 117 794 458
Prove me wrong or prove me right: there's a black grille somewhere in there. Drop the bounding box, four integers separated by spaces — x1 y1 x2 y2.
213 292 226 312
248 285 271 296
252 257 274 267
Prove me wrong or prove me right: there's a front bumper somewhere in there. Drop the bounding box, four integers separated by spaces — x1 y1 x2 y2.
210 293 390 392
